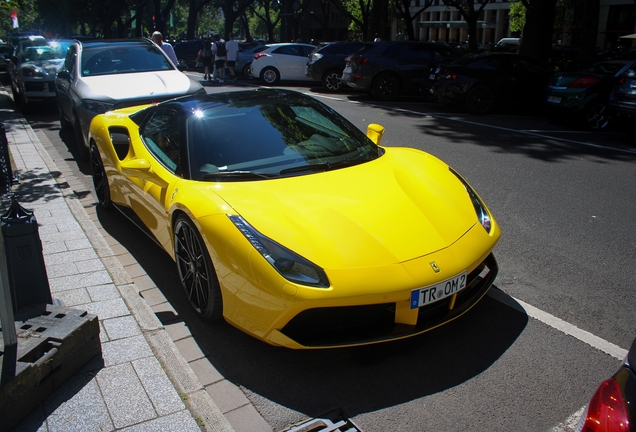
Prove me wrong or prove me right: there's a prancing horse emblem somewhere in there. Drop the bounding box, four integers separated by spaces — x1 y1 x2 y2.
430 261 440 273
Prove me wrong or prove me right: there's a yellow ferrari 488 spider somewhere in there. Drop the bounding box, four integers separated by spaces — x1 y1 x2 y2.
88 88 501 349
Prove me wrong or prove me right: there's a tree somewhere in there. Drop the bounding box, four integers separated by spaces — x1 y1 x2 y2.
441 0 489 52
250 1 281 42
330 0 373 41
518 0 557 63
394 0 435 41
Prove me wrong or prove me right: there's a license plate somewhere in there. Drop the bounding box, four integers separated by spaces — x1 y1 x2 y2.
547 95 562 104
410 272 467 309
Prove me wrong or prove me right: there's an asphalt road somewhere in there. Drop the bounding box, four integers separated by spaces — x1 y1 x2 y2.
19 75 636 431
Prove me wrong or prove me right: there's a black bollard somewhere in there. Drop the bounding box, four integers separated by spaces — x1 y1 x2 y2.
1 195 52 318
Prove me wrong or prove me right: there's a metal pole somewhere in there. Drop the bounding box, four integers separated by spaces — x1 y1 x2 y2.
0 226 17 385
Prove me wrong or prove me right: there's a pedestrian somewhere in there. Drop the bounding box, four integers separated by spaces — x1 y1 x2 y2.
200 36 214 81
225 33 239 82
212 34 226 84
152 31 179 66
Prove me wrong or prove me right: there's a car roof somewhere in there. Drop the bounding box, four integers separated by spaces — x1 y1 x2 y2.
77 38 154 47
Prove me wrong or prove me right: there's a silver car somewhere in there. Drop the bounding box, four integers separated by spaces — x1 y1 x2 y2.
10 40 72 112
56 38 205 160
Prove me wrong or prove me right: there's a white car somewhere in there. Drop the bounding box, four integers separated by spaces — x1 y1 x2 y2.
250 43 318 85
55 38 205 160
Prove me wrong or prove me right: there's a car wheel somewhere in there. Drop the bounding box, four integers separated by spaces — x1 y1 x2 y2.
261 67 280 85
465 85 495 115
242 62 252 79
73 115 89 161
174 215 223 320
583 102 610 131
371 72 401 101
89 141 111 209
322 70 342 92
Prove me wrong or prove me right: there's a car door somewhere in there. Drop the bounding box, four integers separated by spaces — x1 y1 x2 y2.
55 44 77 121
272 44 313 80
122 108 184 251
508 57 553 107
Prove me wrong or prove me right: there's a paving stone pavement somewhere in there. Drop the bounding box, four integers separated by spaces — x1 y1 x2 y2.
0 86 275 431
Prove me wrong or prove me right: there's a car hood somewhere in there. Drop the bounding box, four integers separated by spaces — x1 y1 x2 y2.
78 70 194 101
209 148 481 268
20 58 64 75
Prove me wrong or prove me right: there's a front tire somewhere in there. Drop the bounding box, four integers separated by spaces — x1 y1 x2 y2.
261 67 280 85
371 72 401 101
90 141 111 209
465 85 495 115
73 115 89 161
242 62 252 79
174 215 223 320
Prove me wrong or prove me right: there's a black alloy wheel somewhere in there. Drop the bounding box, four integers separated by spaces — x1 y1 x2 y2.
242 62 252 78
465 85 496 115
371 72 401 101
322 70 342 92
584 102 610 131
89 141 111 208
174 215 223 320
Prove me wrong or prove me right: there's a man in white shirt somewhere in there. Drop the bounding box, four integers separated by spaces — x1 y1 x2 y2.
225 33 240 82
212 34 226 84
152 31 179 66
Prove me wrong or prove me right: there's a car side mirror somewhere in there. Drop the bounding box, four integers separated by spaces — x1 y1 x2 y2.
366 123 385 145
177 63 188 72
57 70 70 80
120 158 168 187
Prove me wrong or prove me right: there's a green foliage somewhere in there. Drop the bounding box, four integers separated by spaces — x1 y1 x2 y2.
509 0 526 33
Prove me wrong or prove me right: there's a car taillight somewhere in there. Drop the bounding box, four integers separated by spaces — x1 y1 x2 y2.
569 76 600 88
254 53 268 60
442 73 457 80
345 57 368 64
616 77 626 85
578 378 630 432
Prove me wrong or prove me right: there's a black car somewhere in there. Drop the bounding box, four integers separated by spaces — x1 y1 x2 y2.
306 41 365 92
576 336 635 431
173 39 203 70
341 41 462 101
608 63 636 123
432 53 554 115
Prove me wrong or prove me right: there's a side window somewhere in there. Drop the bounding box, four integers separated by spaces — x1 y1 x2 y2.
141 110 182 175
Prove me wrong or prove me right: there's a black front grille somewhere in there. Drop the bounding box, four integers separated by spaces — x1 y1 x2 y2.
114 97 173 110
280 253 498 348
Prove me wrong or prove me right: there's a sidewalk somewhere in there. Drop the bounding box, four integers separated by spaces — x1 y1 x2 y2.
0 88 245 431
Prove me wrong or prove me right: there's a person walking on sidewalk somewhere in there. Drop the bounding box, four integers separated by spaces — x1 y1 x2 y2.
200 36 214 81
152 31 179 66
225 33 239 82
212 34 226 84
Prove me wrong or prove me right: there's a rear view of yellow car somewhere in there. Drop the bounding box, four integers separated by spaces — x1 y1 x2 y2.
88 89 501 349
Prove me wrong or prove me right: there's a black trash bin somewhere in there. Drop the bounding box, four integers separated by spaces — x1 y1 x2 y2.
1 195 52 317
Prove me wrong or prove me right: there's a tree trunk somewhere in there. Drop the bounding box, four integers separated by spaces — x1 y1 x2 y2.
520 0 557 63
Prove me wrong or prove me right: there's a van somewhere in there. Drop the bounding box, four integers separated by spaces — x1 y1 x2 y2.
493 38 520 53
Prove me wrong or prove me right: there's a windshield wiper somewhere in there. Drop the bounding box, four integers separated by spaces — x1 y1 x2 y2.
279 159 369 176
201 170 275 180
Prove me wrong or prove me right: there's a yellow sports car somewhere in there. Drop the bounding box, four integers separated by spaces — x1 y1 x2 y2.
88 89 501 349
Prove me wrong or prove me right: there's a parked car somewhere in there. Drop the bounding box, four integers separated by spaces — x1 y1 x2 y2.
88 88 501 349
55 38 205 160
250 43 317 85
545 59 636 131
9 39 73 112
432 53 555 115
341 41 462 101
237 44 267 78
576 336 635 432
306 41 365 92
173 39 204 70
492 38 520 53
608 63 636 124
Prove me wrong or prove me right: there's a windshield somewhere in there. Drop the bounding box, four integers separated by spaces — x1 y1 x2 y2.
21 45 64 62
81 44 174 77
186 92 382 181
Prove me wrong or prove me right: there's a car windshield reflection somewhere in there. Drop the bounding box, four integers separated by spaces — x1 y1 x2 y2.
81 45 173 77
187 93 382 181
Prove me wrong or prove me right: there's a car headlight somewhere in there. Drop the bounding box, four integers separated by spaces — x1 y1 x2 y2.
21 66 46 78
450 168 492 233
82 100 115 115
228 215 330 288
